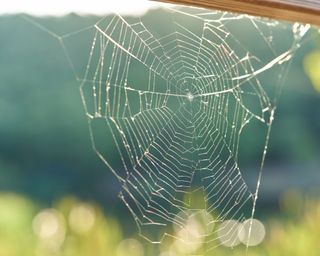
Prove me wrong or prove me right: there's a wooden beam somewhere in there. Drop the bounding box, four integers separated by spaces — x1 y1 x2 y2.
153 0 320 26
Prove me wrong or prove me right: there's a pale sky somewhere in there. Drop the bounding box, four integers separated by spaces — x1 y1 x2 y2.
1 0 170 16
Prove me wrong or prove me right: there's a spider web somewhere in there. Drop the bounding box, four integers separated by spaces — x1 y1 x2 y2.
23 5 310 253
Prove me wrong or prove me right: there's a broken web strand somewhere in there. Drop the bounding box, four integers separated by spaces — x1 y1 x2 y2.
245 21 312 253
21 6 311 254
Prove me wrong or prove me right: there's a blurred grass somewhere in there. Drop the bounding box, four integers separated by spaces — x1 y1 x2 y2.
0 192 319 256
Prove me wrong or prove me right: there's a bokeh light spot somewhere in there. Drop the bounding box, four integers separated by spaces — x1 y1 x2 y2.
238 218 266 246
117 238 144 256
68 203 95 234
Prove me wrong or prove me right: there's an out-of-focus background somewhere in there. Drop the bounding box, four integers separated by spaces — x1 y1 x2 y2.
0 1 320 255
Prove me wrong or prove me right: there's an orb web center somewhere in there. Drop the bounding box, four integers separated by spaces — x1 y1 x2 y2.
187 92 194 101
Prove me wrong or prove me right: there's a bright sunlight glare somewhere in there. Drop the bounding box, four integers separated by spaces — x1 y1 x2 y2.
1 0 168 16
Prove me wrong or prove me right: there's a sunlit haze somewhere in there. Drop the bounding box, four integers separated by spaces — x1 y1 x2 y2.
1 0 169 16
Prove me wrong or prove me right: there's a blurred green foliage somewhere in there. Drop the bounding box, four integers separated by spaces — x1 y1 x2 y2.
304 50 320 92
0 192 319 256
